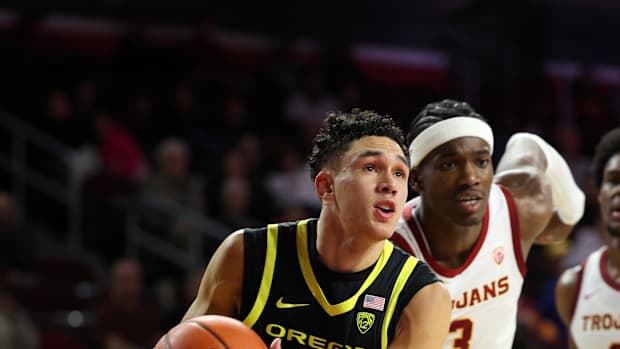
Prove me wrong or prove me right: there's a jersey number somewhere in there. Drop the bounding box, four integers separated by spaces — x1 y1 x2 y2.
450 318 473 349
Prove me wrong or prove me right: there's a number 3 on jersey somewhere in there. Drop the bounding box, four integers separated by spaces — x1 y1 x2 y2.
450 318 473 349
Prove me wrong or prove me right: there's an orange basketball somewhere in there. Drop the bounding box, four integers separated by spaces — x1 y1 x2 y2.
154 315 267 349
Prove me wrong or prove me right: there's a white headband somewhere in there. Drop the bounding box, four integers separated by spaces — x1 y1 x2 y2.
408 116 494 167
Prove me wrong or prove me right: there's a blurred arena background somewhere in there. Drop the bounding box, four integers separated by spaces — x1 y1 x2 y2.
0 1 618 348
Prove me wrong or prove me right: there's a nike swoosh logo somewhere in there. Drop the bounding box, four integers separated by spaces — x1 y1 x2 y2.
584 289 599 300
275 297 310 309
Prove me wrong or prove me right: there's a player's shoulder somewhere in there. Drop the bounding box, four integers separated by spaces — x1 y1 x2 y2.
218 229 246 254
557 263 583 290
555 262 583 322
556 246 604 293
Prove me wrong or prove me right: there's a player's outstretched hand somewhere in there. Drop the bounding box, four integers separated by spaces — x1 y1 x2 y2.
270 338 282 349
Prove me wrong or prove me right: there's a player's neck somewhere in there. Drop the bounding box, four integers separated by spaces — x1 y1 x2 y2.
417 208 482 268
315 215 385 273
607 238 620 282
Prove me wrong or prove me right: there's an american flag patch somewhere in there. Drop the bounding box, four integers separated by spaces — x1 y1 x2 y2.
363 294 385 311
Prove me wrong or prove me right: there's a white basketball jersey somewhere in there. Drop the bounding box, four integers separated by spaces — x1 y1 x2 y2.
570 246 620 349
392 184 526 349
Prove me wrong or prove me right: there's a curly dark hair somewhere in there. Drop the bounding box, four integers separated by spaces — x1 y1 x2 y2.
406 99 487 146
592 127 620 188
308 109 407 180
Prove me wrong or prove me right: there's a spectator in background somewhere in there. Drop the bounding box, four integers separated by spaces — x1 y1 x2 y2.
0 192 38 288
190 91 250 165
0 281 39 349
235 133 276 222
284 66 342 144
143 137 206 251
82 109 147 262
264 143 320 220
94 257 162 349
208 147 273 226
237 133 263 179
216 176 260 229
124 89 164 154
166 82 205 141
73 78 99 121
145 137 205 213
34 87 91 186
92 109 147 185
40 87 88 148
215 92 251 151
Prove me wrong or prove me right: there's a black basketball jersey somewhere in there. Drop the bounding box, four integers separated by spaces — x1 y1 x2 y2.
239 219 439 349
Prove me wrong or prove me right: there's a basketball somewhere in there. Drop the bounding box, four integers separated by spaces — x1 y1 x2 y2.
154 315 268 349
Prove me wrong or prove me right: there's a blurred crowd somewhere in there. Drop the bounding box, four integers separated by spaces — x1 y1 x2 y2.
0 10 619 349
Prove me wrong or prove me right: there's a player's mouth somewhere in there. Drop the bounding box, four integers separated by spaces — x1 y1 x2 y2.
374 200 395 221
610 199 620 220
455 193 483 212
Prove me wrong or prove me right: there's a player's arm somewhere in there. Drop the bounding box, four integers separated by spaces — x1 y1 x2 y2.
182 230 245 321
555 265 581 349
495 133 584 249
388 282 451 349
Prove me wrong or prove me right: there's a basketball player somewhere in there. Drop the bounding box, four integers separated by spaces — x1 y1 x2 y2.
183 109 451 349
391 99 585 349
556 127 620 349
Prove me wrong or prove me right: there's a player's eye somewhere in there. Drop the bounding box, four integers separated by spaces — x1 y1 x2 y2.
439 162 455 170
605 175 620 185
477 159 490 167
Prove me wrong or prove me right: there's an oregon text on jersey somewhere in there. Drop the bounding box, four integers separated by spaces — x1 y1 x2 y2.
266 323 366 349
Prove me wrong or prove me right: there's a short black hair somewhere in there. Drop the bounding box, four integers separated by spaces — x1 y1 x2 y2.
406 99 486 146
308 109 407 180
592 127 620 188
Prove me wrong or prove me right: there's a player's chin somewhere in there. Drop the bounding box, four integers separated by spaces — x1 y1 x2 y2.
460 215 484 227
608 223 620 237
370 220 398 239
453 207 485 225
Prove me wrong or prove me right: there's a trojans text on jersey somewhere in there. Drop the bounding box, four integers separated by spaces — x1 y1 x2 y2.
452 275 510 309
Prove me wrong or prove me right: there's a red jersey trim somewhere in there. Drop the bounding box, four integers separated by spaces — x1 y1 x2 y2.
404 200 490 278
402 203 415 222
599 246 620 291
392 203 416 256
390 232 415 256
498 185 527 277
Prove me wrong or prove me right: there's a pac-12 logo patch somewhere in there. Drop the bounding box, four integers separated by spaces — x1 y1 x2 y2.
493 246 505 265
356 312 375 334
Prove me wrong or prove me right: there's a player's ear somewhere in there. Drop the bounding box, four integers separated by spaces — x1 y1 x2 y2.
315 170 335 203
409 167 422 192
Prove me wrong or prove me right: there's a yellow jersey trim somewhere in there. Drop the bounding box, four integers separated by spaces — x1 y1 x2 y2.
296 220 394 317
242 224 278 327
381 256 418 348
